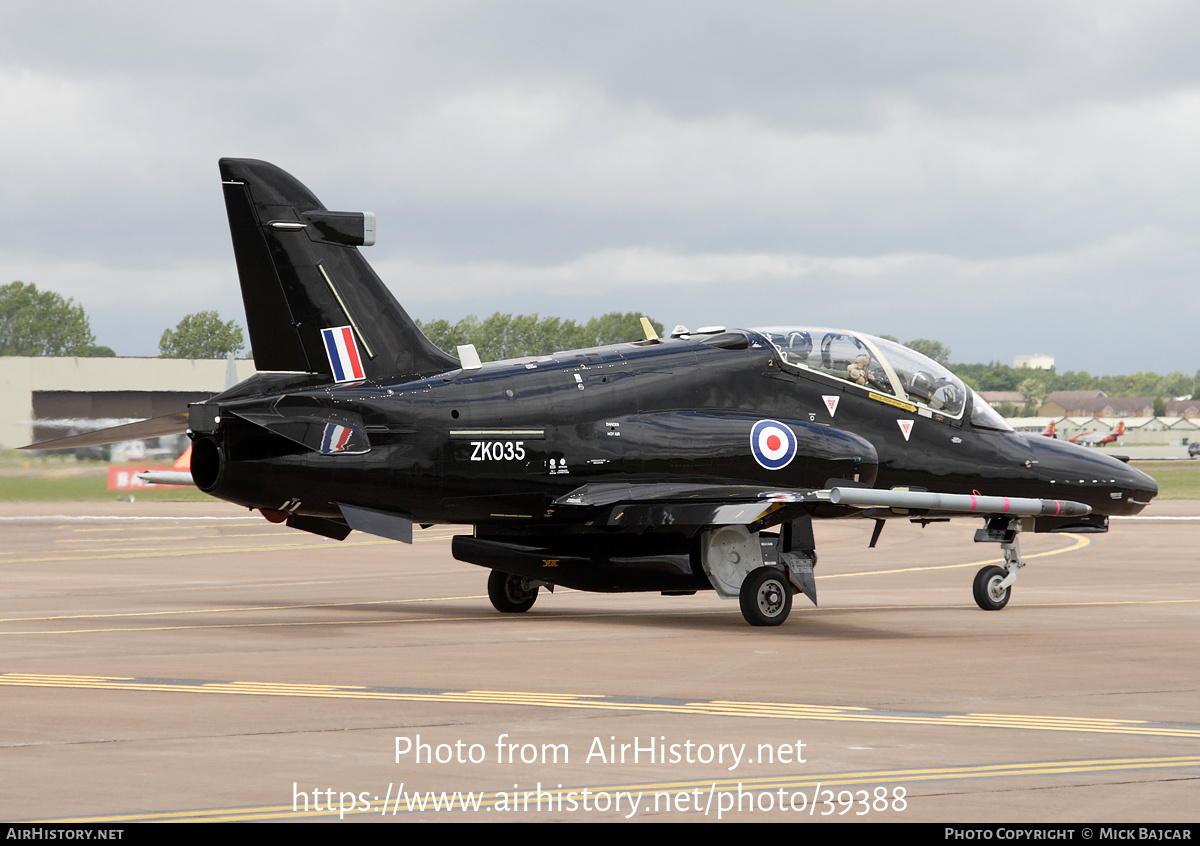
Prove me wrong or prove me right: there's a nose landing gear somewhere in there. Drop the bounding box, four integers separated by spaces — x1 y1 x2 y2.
972 517 1024 611
973 565 1011 610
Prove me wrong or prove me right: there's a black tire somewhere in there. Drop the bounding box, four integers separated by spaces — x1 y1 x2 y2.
739 567 793 626
488 570 538 613
973 565 1011 611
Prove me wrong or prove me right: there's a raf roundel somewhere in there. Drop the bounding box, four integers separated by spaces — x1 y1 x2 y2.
750 419 798 471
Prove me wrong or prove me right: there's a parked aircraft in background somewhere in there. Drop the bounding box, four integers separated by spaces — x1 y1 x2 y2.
1074 421 1125 447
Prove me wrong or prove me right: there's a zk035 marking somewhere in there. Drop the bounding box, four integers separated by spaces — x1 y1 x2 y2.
470 441 526 461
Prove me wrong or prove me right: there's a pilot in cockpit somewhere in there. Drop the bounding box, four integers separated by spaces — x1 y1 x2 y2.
847 354 895 393
847 354 871 386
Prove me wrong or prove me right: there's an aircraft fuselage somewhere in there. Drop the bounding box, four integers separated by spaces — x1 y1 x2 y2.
190 330 1157 532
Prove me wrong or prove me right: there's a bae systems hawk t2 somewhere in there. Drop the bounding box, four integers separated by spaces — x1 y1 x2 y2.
26 160 1159 626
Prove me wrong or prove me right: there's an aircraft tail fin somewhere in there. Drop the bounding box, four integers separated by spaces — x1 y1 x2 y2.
218 158 459 382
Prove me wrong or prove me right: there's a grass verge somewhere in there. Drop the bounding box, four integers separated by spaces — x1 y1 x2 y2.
0 469 210 502
1135 461 1200 500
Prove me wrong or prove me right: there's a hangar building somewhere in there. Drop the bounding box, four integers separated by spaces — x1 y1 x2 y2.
0 356 257 450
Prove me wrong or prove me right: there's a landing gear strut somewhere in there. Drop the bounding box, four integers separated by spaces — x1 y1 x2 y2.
972 517 1024 611
487 570 539 613
699 516 816 627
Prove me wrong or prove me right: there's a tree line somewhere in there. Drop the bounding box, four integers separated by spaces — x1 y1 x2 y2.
417 312 665 361
3 281 1195 401
884 336 1197 411
0 281 111 356
1 281 245 359
1 281 660 362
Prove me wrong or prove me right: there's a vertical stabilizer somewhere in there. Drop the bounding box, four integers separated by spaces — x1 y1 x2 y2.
219 158 459 381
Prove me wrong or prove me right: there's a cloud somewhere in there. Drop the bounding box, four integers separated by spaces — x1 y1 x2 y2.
1 2 1198 373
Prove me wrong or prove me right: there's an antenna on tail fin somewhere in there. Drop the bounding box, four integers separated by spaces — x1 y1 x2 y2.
218 159 458 382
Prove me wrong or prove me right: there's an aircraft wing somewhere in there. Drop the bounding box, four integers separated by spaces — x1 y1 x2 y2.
555 481 1089 532
556 481 819 509
556 481 820 531
20 413 190 451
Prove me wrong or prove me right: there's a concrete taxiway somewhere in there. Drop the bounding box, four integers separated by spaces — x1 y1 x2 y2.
0 499 1197 823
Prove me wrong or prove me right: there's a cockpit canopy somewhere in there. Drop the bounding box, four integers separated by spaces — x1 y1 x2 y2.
752 327 1012 431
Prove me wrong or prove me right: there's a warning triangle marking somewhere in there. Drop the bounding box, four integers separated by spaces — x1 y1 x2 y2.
897 419 914 441
822 395 839 417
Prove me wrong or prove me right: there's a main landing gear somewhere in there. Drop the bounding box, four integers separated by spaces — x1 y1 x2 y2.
972 517 1024 611
487 570 540 613
701 516 819 627
739 566 793 626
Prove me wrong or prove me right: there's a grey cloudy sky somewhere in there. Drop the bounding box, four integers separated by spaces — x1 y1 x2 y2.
2 1 1197 373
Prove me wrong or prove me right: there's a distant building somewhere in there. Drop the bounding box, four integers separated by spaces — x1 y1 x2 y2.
979 391 1033 413
1005 417 1059 434
0 356 256 450
1015 354 1055 370
1039 390 1154 419
1005 415 1200 445
1165 399 1200 419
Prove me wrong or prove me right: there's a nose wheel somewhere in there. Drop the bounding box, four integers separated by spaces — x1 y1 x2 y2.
970 517 1026 611
739 566 793 626
972 565 1011 610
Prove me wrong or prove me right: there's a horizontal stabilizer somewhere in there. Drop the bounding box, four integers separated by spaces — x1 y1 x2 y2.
20 413 189 451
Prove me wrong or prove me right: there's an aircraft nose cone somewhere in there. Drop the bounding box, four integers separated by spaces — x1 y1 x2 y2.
1102 453 1158 510
1028 437 1157 515
1127 462 1158 501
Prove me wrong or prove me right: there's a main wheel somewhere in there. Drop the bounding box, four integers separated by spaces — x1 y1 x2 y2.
739 566 793 626
488 570 538 613
973 565 1011 611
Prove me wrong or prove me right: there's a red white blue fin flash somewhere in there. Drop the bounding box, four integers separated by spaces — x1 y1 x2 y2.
322 325 365 383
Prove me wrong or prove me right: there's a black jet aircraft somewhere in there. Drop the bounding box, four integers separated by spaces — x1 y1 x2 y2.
26 159 1159 626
